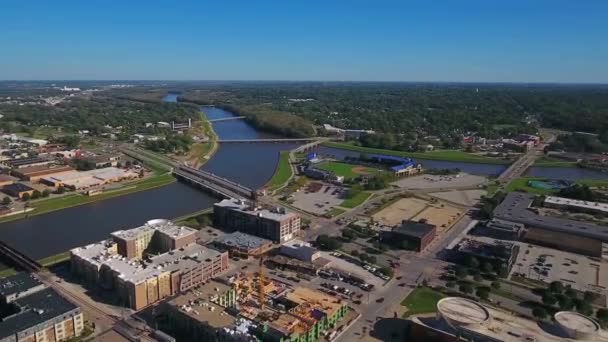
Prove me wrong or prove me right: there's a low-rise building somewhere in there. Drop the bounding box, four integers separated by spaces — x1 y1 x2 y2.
280 239 321 262
70 219 229 310
40 167 137 190
1 156 53 169
380 220 436 252
544 195 608 216
213 198 300 243
486 218 525 240
451 238 519 272
0 175 16 187
2 182 35 199
212 231 273 258
10 164 74 182
0 273 85 342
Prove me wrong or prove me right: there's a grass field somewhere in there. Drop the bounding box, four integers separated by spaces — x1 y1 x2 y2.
38 252 71 267
505 177 558 195
401 287 446 317
267 151 293 190
0 173 175 224
322 141 510 165
316 161 380 180
341 191 372 208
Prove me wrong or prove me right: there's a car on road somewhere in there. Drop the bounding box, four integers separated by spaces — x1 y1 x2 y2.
376 297 384 303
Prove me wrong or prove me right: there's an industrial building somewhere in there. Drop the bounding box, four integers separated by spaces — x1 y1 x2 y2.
0 273 85 342
213 198 301 243
1 183 35 199
493 192 608 257
379 220 436 252
280 239 321 262
408 297 608 341
70 219 229 310
1 156 53 169
10 164 74 182
485 218 525 240
212 231 273 258
40 167 137 190
160 276 349 342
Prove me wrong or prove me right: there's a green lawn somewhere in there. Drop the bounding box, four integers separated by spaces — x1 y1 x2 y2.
322 141 510 165
267 151 293 190
316 161 381 180
401 287 446 317
0 268 17 278
38 252 71 267
341 191 372 208
505 177 558 195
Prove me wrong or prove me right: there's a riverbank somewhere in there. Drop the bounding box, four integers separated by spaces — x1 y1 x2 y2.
181 110 219 168
321 142 511 165
265 151 293 192
0 172 175 224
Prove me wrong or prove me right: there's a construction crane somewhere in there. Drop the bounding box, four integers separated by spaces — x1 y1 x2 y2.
258 255 265 310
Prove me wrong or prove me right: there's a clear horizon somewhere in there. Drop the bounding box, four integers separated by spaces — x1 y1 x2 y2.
1 1 607 83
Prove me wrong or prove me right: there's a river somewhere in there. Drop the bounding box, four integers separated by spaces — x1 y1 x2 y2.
0 106 298 260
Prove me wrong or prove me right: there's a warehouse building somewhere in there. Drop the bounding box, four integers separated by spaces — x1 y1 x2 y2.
544 195 608 216
10 164 74 182
70 219 229 310
0 273 85 342
1 156 53 169
493 192 608 257
213 198 301 243
1 183 35 199
380 220 436 252
41 167 137 190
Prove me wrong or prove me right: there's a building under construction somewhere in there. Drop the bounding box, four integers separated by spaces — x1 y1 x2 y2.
160 270 349 342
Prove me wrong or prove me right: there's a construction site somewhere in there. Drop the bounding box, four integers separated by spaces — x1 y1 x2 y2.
372 196 463 233
158 256 355 342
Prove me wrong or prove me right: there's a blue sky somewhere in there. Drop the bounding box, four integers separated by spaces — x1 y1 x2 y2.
1 0 607 82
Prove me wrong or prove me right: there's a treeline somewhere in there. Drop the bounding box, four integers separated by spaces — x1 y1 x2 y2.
144 134 193 154
0 96 198 135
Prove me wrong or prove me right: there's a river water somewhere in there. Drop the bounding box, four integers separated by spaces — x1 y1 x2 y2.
0 106 297 260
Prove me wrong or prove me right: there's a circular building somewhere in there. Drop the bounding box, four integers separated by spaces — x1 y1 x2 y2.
554 311 600 341
436 297 491 329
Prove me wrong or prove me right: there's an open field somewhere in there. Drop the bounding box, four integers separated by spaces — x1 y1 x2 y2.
412 205 463 232
316 161 381 180
401 287 445 317
392 173 487 190
322 141 510 164
505 177 558 195
39 251 71 267
373 197 428 226
341 191 372 208
267 151 293 190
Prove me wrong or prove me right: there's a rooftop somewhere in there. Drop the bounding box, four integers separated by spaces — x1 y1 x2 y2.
437 297 490 326
393 220 436 238
493 192 608 242
11 164 73 175
214 231 272 251
2 182 34 193
0 273 42 297
73 241 222 284
545 195 608 213
0 288 80 340
554 311 600 335
168 281 236 329
111 219 196 242
214 198 298 222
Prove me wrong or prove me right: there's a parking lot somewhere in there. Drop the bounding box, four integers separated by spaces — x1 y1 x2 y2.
511 243 608 292
392 173 487 190
291 182 345 215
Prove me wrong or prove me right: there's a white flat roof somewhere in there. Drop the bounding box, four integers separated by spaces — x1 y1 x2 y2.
545 196 608 213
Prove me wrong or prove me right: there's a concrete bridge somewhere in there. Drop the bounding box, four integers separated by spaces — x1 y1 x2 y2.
208 116 246 123
217 138 328 144
173 165 255 199
0 240 42 272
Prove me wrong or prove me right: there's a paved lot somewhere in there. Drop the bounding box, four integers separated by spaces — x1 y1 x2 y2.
511 243 608 292
291 183 345 215
392 173 487 190
429 189 487 206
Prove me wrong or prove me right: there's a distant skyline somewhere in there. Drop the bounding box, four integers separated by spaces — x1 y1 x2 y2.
1 1 607 83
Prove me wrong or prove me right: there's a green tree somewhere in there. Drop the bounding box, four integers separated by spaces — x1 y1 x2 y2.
480 261 494 274
454 266 468 279
490 281 501 290
597 308 608 324
459 284 474 295
476 286 491 300
542 292 557 306
21 193 30 201
56 185 65 194
31 190 41 200
575 300 593 316
557 295 574 310
41 189 51 198
378 266 393 277
550 281 564 294
464 255 480 269
584 291 599 302
315 235 342 251
1 197 11 205
532 307 548 320
350 250 359 257
445 281 456 289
